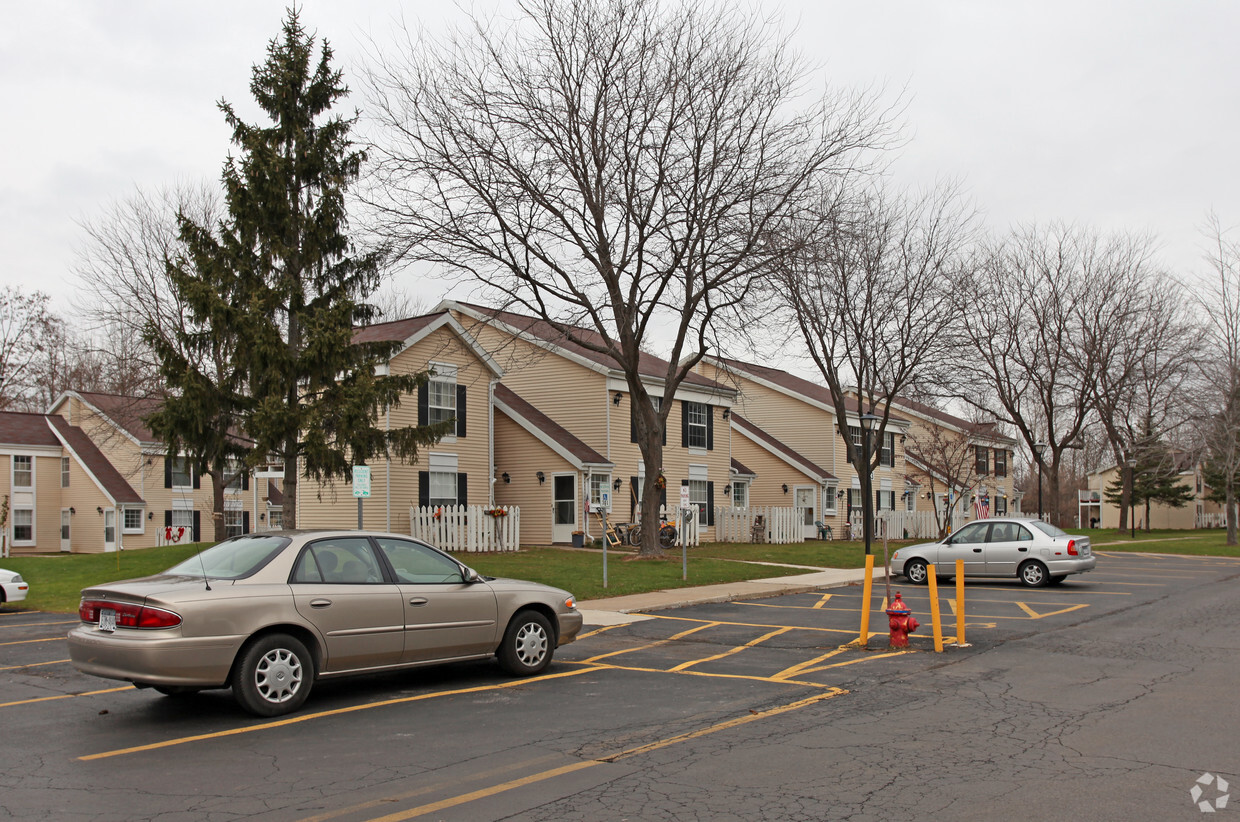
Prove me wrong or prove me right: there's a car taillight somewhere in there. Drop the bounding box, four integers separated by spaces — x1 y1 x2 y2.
1067 540 1078 556
79 599 182 629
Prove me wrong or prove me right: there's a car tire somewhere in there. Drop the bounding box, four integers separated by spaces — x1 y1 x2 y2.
1019 561 1050 588
905 559 929 585
232 633 312 717
498 611 554 676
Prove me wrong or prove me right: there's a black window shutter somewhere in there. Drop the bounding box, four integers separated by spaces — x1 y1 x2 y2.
243 511 250 534
706 406 714 451
706 481 715 526
192 510 201 542
456 385 467 437
457 473 468 506
164 510 172 527
164 458 172 489
242 472 249 491
418 472 429 508
192 464 200 489
681 402 689 448
418 382 429 426
630 476 639 520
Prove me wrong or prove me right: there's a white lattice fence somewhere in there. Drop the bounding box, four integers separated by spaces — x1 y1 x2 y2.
713 506 803 544
409 505 521 552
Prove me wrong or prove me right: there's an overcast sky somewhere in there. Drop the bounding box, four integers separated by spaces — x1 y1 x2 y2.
4 1 1238 321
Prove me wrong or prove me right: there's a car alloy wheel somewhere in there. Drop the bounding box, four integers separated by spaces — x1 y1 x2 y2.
905 560 929 585
1019 561 1049 588
499 611 553 676
233 633 313 717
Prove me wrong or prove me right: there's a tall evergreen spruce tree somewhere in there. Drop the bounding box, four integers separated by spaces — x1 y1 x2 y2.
154 10 446 530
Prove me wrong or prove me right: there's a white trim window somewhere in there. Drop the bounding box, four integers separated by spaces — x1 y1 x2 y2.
995 495 1008 515
225 510 244 538
12 455 32 489
428 364 458 428
123 507 144 534
823 487 837 515
61 456 70 488
170 457 193 489
905 490 917 512
688 464 709 526
172 499 194 533
731 480 749 509
686 403 709 450
588 473 613 513
428 452 459 508
12 508 33 544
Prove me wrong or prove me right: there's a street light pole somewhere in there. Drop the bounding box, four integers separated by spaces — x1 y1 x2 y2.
859 413 881 557
1034 441 1046 522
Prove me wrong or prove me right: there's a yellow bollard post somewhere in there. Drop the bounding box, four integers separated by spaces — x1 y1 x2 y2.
955 558 968 647
927 563 944 653
858 554 875 648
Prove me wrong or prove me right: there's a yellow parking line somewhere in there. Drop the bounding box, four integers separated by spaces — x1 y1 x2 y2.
0 620 76 629
576 624 620 641
0 637 65 647
568 659 823 688
0 686 131 708
0 658 69 672
81 668 596 761
791 651 907 677
771 647 850 681
811 594 832 609
363 688 848 822
669 626 792 672
580 622 720 664
646 613 861 636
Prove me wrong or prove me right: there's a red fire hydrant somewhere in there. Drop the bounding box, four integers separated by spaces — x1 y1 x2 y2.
886 591 920 649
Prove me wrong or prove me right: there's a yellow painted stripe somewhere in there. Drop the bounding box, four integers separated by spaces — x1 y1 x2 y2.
363 688 848 821
0 658 69 672
0 619 76 629
575 624 620 641
645 613 861 635
566 659 824 688
0 636 65 647
0 686 131 708
771 646 849 681
811 594 832 610
580 622 719 663
1014 602 1089 620
81 668 595 761
669 626 792 672
793 652 906 677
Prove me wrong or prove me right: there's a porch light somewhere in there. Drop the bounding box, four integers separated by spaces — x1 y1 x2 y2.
781 484 788 494
613 392 623 405
537 471 545 484
502 472 511 483
612 478 622 491
96 506 103 515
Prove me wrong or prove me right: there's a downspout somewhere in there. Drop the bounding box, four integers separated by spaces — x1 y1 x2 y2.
385 406 392 532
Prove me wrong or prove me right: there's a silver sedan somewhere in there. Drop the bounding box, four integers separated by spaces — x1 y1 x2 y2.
67 531 583 716
0 568 28 605
891 518 1096 587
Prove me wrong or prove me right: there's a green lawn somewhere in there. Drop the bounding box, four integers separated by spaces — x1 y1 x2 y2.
6 529 1235 614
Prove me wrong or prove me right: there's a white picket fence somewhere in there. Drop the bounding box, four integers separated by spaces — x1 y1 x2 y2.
409 505 521 552
714 506 803 544
845 510 968 541
1198 512 1227 528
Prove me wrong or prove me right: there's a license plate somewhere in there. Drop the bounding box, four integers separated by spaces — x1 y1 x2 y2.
99 608 116 633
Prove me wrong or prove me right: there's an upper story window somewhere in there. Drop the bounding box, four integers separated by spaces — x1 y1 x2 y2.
630 395 666 445
685 402 709 449
847 426 863 449
975 446 989 475
170 457 193 488
880 432 896 468
428 373 457 427
994 449 1008 477
61 457 70 487
13 455 32 488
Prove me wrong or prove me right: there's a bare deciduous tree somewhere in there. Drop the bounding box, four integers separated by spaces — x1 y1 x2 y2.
364 0 895 555
774 181 975 552
0 288 62 411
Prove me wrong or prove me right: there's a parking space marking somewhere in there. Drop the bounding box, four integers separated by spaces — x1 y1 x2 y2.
732 598 1095 622
669 626 793 672
580 621 721 664
360 688 848 822
0 636 68 647
0 658 69 672
81 668 597 761
811 594 833 609
0 686 131 708
0 619 76 629
1014 602 1088 619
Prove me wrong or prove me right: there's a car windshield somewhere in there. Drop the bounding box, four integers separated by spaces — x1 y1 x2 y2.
1029 521 1069 538
166 535 291 580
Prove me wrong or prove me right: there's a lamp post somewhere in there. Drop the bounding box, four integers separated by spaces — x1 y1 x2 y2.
859 413 881 556
1127 453 1137 539
1033 441 1047 522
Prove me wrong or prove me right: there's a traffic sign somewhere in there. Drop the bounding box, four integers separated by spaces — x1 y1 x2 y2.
352 465 372 498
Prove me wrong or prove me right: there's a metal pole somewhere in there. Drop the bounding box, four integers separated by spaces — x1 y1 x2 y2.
1037 467 1043 521
357 497 363 531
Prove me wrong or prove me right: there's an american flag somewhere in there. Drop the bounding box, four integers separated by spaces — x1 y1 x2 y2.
974 493 990 520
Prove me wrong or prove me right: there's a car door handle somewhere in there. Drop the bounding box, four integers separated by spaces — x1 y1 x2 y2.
408 597 429 606
310 598 332 608
1018 547 1028 552
973 548 983 553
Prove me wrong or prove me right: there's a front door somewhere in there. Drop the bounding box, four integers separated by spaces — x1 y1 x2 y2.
103 509 117 553
552 473 577 543
60 510 71 552
795 486 817 538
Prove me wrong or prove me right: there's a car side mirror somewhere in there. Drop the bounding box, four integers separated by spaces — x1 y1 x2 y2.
461 566 482 584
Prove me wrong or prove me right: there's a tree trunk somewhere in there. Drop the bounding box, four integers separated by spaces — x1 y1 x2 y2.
1228 487 1237 547
210 469 227 543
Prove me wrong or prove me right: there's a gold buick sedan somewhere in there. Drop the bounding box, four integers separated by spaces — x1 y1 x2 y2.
68 531 583 716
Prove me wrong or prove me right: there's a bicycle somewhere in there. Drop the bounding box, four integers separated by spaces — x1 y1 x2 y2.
626 518 679 548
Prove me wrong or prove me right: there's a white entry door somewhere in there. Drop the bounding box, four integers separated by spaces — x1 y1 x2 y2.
795 486 817 538
60 509 71 552
103 509 117 553
552 474 578 543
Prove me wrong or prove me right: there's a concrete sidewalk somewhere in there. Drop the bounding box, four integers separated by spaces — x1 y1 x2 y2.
576 567 877 626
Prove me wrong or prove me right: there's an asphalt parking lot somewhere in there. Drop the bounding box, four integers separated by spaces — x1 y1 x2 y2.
1 550 1237 820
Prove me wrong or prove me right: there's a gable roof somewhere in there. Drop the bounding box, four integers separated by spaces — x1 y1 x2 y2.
705 356 907 425
0 412 62 447
46 415 143 504
731 413 836 483
493 384 611 468
447 301 731 396
885 395 1016 446
353 310 503 378
49 391 163 445
730 456 756 478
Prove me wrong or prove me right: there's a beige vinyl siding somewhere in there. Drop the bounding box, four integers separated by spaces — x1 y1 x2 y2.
493 410 578 545
298 325 495 535
732 436 818 512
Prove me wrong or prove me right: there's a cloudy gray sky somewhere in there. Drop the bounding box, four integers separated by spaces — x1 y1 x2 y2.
3 1 1237 317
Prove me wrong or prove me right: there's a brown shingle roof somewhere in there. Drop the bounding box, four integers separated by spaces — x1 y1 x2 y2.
731 414 836 481
0 412 61 446
46 415 143 504
730 456 756 477
494 384 610 467
352 312 440 344
454 302 731 394
74 392 163 444
266 480 284 506
887 395 1017 445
